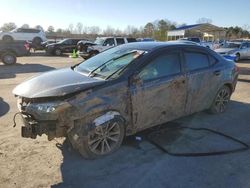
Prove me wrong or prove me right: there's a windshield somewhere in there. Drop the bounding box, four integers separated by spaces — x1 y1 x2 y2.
75 46 145 79
224 43 241 48
94 38 105 45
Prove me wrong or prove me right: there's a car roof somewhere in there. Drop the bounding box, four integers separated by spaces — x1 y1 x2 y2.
120 41 202 51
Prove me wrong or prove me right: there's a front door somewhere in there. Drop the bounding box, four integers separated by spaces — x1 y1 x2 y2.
130 50 187 131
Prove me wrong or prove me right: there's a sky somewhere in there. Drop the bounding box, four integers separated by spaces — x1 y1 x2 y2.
0 0 249 31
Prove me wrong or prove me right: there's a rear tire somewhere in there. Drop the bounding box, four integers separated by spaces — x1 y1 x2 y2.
208 85 231 114
1 52 17 65
2 35 13 42
54 48 62 56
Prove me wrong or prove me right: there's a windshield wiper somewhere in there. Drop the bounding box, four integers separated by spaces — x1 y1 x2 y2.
105 51 146 80
88 50 140 78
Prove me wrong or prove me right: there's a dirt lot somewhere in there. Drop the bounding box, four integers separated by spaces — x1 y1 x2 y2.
0 54 250 188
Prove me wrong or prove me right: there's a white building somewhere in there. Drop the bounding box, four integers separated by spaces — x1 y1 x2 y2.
167 23 226 41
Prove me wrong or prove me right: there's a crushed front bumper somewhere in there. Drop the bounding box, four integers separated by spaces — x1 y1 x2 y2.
20 112 67 141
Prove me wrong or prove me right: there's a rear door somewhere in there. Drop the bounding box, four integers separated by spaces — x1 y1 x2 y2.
62 39 73 52
247 42 250 58
240 42 248 58
183 48 220 114
130 49 187 131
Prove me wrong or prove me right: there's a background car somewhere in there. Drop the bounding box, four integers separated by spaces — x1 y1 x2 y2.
78 37 137 59
215 41 250 61
45 38 83 56
0 40 30 65
13 42 238 159
0 28 47 46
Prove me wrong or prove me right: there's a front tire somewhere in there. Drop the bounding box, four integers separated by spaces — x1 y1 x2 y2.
235 53 240 62
209 85 231 114
1 52 16 65
68 117 125 159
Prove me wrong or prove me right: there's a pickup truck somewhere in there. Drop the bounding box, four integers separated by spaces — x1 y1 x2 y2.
0 41 30 65
78 37 137 59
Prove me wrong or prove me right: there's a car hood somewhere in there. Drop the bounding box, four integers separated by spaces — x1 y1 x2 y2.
215 48 237 53
13 68 105 98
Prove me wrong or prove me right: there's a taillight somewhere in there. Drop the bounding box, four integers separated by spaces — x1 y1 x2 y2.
24 43 30 51
234 64 239 72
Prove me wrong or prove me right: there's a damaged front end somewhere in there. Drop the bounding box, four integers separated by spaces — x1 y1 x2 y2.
16 97 74 140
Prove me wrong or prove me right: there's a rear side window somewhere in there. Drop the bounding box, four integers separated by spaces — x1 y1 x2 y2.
184 51 209 71
139 52 181 81
116 38 125 45
190 38 200 43
103 38 115 46
72 39 79 45
127 38 137 43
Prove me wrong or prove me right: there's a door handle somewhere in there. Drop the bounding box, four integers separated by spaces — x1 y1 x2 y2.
213 70 221 76
172 79 185 85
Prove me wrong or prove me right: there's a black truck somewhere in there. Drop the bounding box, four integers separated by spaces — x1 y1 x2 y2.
0 41 30 65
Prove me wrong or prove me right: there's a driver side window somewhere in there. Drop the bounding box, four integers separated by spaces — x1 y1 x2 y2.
138 52 181 81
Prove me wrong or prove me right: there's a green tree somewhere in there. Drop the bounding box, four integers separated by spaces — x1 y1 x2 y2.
144 22 154 37
21 24 29 28
156 19 169 41
47 26 55 33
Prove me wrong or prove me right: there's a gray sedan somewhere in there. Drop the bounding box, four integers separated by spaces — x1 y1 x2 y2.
215 42 250 61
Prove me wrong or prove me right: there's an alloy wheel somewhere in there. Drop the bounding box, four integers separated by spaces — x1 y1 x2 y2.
88 122 121 155
3 55 15 65
214 88 230 113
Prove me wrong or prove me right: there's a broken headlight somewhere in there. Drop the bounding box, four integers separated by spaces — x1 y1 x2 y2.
30 101 69 113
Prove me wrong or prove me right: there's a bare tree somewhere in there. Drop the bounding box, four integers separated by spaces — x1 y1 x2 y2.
68 23 74 34
76 22 83 34
82 26 89 34
0 22 17 32
115 28 123 36
196 17 212 24
89 26 101 35
103 26 115 36
21 24 29 28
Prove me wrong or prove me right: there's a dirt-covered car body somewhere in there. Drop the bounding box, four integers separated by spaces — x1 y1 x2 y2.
13 42 238 157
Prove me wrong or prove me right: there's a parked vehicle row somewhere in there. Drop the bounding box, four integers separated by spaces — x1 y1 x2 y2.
13 42 239 159
0 40 30 65
77 37 137 59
